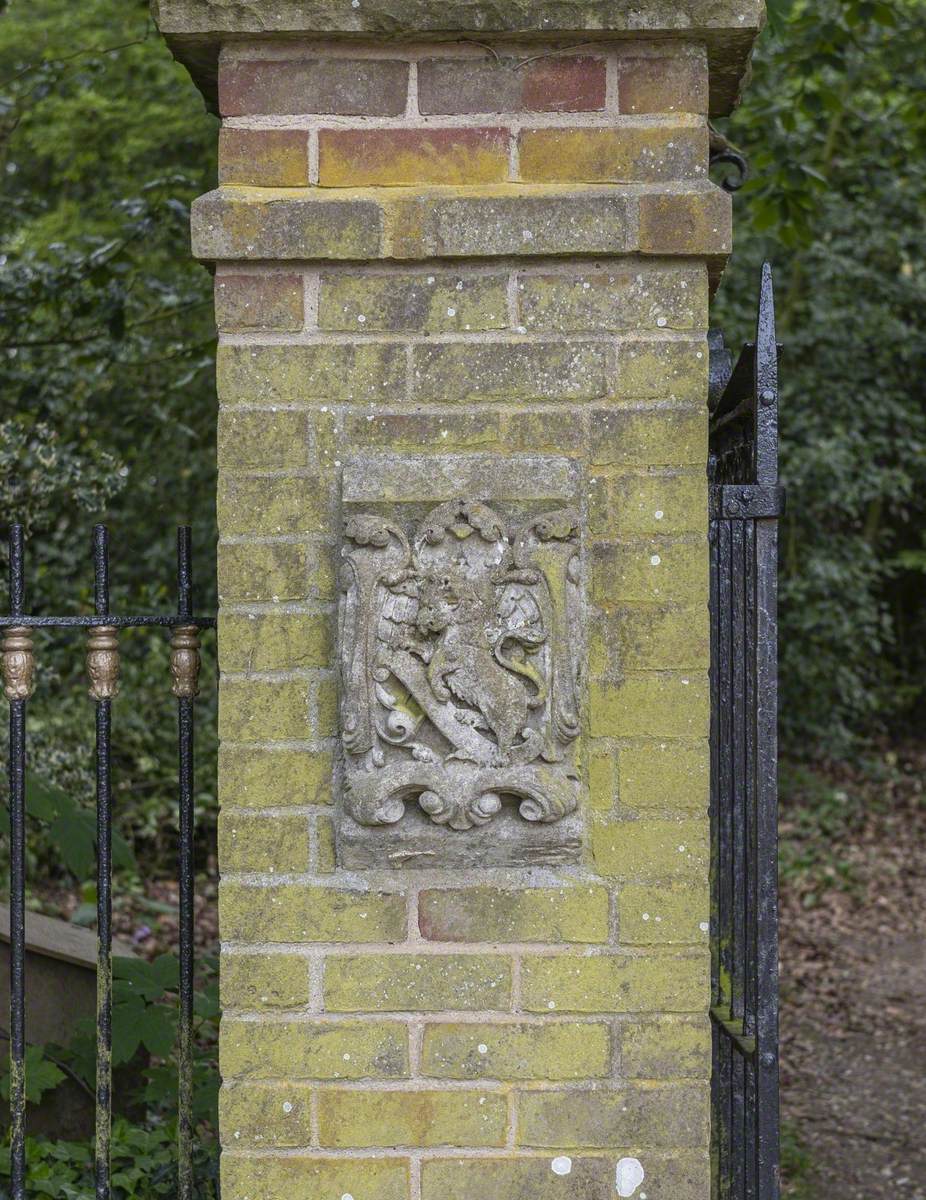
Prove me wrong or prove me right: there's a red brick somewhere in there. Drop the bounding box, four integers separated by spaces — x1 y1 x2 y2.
318 127 509 187
218 128 308 187
220 58 409 117
418 55 606 114
619 54 709 115
215 273 304 332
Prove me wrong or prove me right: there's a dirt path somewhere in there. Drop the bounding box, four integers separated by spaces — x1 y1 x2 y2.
779 755 926 1197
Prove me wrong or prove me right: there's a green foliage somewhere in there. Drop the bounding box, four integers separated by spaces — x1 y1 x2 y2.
0 1120 219 1199
0 953 220 1198
781 1119 817 1198
715 0 926 754
0 0 219 880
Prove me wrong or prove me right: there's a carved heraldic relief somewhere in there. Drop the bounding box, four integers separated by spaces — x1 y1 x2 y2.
339 499 582 834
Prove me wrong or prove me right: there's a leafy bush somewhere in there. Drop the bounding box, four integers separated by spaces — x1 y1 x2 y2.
714 0 926 754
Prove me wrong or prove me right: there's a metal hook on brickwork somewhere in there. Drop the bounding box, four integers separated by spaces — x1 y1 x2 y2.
709 124 749 192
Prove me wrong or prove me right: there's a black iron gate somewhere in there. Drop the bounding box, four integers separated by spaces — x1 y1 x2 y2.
709 264 783 1200
2 525 214 1200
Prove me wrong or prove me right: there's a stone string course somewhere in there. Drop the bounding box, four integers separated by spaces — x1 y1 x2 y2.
190 29 735 1200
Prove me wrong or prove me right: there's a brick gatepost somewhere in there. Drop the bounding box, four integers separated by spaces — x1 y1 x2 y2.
154 3 765 1197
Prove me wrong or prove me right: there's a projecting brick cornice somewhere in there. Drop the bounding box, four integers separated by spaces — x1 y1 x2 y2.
152 0 765 116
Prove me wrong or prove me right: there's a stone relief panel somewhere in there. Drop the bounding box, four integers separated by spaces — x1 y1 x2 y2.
335 455 585 869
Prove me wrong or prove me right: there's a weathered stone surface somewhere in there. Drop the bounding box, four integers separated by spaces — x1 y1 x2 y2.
518 1084 709 1147
621 1016 711 1078
193 185 731 264
219 680 309 742
218 127 308 187
218 811 310 873
219 1081 314 1146
419 886 608 943
590 409 707 468
620 881 709 943
154 1 766 117
220 882 408 942
419 54 606 114
389 188 636 259
521 951 707 1012
192 189 384 261
421 1020 612 1079
219 57 409 116
220 953 311 1011
220 1018 409 1079
338 490 583 855
318 1088 508 1147
422 1156 612 1199
342 452 575 503
219 746 333 808
319 271 509 333
519 125 707 184
215 273 304 333
222 1154 408 1200
324 953 512 1011
518 266 707 333
320 126 510 187
619 51 710 114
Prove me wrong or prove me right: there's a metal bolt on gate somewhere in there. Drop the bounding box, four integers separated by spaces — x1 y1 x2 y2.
1 525 215 1200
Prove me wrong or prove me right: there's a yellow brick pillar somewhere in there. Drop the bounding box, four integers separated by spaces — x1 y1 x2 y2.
154 3 765 1197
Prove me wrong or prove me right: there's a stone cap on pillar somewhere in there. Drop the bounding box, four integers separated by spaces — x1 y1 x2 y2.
152 0 765 116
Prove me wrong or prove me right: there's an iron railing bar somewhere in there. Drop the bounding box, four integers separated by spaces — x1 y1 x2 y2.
0 615 216 629
176 526 196 1200
6 524 27 1200
711 1007 758 1060
91 524 114 1200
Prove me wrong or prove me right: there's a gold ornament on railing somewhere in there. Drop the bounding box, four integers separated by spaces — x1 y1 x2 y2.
86 626 120 701
2 627 36 702
169 625 201 700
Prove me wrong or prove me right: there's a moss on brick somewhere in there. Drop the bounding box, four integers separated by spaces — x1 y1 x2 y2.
219 680 309 742
319 271 509 333
617 605 710 671
218 343 406 405
618 740 709 813
421 1156 610 1199
590 408 707 468
219 612 332 673
219 747 332 808
220 882 407 943
217 542 306 604
589 672 709 739
221 1018 409 1081
217 408 308 468
620 881 709 944
421 1021 611 1081
521 951 707 1013
219 1081 314 1147
519 124 707 184
519 265 708 333
621 1016 711 1079
412 341 607 403
217 473 328 537
418 886 609 943
324 954 511 1012
518 1083 709 1148
318 1088 508 1148
591 540 708 610
222 1154 409 1200
220 953 311 1011
591 818 709 880
218 811 310 873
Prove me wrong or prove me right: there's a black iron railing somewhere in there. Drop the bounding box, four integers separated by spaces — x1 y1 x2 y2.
1 524 215 1200
708 264 783 1200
